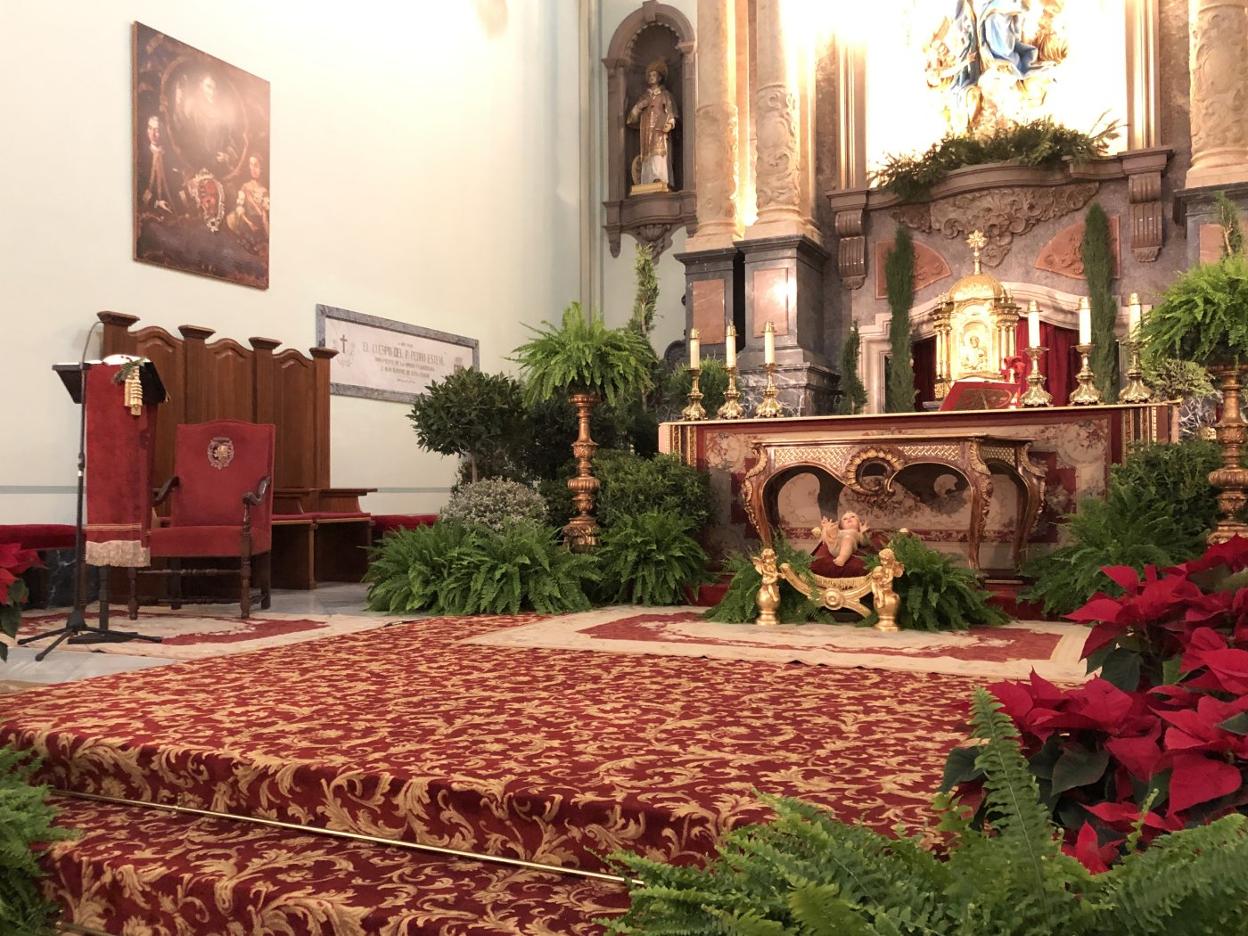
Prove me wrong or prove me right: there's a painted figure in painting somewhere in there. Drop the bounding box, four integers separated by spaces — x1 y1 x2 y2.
627 59 678 191
226 154 270 252
924 0 1068 135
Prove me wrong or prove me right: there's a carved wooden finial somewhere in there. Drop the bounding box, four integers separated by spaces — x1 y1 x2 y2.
967 230 987 272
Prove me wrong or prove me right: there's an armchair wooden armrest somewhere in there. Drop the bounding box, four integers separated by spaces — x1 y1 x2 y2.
243 476 271 508
152 476 180 506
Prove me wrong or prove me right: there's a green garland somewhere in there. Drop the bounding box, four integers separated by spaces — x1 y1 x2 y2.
1082 203 1118 401
872 118 1118 202
885 229 917 413
835 324 867 415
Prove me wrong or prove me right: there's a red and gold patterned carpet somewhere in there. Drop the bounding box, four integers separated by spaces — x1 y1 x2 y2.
2 613 981 932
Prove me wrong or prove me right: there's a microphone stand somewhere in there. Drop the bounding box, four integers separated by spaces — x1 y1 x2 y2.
19 323 160 660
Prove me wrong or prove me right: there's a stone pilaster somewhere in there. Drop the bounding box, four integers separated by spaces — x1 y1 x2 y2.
1185 0 1248 189
687 0 739 251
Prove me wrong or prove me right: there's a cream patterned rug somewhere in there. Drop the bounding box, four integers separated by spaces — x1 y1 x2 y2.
9 608 410 660
463 607 1090 683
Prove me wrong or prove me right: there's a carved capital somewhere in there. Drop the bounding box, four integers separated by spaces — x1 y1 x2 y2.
893 183 1099 267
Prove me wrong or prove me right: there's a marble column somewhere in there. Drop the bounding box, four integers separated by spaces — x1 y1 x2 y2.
687 0 739 251
1186 0 1248 189
748 0 813 239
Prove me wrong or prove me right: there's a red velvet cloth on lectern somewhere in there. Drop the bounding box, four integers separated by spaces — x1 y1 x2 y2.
84 363 156 567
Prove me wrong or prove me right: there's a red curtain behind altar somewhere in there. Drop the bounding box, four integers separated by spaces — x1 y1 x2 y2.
910 322 1078 408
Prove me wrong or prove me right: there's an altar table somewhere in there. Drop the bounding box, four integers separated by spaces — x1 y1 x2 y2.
741 433 1046 571
660 402 1173 574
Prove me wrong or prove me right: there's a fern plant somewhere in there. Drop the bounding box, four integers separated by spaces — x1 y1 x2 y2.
365 521 597 615
1141 253 1248 369
704 536 822 624
512 302 656 407
867 534 1007 631
1 747 72 936
439 522 598 615
605 688 1248 935
1023 441 1220 615
364 522 471 614
594 451 712 533
595 512 710 605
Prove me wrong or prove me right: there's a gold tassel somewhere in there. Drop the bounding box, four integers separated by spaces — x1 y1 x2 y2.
124 366 143 416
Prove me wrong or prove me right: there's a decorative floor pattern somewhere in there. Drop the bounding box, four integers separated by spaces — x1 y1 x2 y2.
464 607 1090 682
45 796 629 936
2 614 976 875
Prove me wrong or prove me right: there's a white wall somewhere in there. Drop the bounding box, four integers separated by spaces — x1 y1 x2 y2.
0 0 582 523
595 0 696 358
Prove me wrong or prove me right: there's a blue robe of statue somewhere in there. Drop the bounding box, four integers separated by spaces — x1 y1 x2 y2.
977 0 1039 78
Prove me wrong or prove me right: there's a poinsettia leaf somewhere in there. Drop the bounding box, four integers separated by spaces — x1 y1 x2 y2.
1101 565 1142 591
1052 745 1111 795
1218 712 1248 736
1169 753 1242 813
1100 647 1143 692
940 745 984 791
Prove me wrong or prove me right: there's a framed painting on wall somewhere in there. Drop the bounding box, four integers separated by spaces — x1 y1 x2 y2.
316 305 479 405
132 23 270 289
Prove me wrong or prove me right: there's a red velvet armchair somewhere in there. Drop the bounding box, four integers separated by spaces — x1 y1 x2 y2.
129 420 275 619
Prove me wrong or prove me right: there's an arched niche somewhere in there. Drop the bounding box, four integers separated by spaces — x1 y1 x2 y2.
603 1 697 258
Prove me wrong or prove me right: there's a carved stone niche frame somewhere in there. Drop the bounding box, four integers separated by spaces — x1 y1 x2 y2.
603 1 697 259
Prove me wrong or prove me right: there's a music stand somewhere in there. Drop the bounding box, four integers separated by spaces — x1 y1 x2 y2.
19 360 166 660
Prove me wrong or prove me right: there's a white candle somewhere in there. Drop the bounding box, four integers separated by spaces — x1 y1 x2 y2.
1127 292 1141 337
1027 301 1040 349
1078 298 1092 345
689 328 700 370
725 325 737 368
764 321 776 365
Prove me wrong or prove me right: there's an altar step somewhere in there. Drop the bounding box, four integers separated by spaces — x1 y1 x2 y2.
45 795 628 934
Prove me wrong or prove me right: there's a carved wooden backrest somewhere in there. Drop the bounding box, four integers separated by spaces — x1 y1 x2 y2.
98 311 337 503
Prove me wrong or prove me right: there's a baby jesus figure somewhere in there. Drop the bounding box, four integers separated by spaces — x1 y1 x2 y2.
813 511 867 569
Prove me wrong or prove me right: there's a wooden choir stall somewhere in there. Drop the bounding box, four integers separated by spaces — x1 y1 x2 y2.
99 311 373 590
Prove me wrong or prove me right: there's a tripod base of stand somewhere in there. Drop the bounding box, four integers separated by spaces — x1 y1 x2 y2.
18 567 162 661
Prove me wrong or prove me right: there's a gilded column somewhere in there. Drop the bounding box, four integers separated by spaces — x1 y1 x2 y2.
688 0 739 249
748 0 814 238
1186 0 1248 189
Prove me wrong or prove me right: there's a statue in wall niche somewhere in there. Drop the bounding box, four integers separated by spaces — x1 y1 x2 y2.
627 59 678 195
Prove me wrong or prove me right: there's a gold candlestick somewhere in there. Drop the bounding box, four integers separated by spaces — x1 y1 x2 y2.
1069 342 1102 405
754 362 785 418
1119 339 1153 403
1020 345 1053 407
681 367 707 421
717 365 745 419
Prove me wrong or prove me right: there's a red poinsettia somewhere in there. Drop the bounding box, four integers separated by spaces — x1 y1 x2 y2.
0 542 40 605
955 537 1248 865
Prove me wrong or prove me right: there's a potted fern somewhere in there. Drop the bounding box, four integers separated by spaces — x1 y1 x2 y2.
1142 206 1248 543
512 302 655 548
